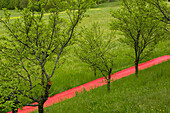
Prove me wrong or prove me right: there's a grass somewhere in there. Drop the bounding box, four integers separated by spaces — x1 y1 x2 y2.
33 60 170 113
0 0 170 108
48 1 170 96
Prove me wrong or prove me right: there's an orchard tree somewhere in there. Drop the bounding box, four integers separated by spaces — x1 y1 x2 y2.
144 0 170 31
75 23 117 92
111 0 167 77
0 0 92 112
148 0 170 22
0 57 18 113
0 57 27 113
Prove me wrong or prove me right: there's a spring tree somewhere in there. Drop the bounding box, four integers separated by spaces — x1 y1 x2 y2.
0 0 92 112
110 0 167 77
75 23 117 92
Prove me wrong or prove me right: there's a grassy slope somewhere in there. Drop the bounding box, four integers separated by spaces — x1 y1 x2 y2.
0 0 170 99
33 60 170 113
48 1 170 96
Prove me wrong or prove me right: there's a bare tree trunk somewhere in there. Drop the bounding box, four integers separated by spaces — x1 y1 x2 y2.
38 103 44 113
107 74 111 92
107 80 110 92
42 69 45 85
135 59 139 78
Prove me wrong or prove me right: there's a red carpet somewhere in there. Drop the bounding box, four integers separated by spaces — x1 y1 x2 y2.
8 55 170 113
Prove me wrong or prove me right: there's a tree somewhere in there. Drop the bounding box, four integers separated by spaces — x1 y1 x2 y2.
7 0 20 9
144 0 170 26
111 0 167 77
0 61 22 113
0 53 29 113
0 0 9 9
75 23 117 92
0 59 17 113
0 0 22 10
0 0 91 112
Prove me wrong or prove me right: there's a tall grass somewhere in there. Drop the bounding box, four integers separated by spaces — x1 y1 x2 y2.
33 60 170 113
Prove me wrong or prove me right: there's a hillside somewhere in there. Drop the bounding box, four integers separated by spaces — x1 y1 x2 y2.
33 59 170 113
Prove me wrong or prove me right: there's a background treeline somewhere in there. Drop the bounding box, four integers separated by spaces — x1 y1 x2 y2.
0 0 29 10
0 0 113 10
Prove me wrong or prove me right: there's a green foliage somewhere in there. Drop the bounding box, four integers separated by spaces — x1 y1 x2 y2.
0 60 15 112
0 0 24 10
75 23 118 91
0 1 170 112
0 0 92 112
94 0 108 4
19 0 29 9
111 0 168 76
76 23 115 76
145 0 170 20
0 0 108 10
0 0 9 9
0 55 27 112
144 0 170 33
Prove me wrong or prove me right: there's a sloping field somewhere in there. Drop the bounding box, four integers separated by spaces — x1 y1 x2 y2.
7 55 170 113
1 1 170 113
33 58 170 113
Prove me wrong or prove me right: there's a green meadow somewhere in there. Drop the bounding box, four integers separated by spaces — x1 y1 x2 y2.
33 59 170 113
44 1 170 96
0 1 170 112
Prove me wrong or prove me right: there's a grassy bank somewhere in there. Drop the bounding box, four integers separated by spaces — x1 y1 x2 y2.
47 1 170 96
33 60 170 113
0 0 170 101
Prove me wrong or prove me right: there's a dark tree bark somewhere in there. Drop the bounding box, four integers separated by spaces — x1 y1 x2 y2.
38 103 44 113
107 80 110 92
135 59 139 78
12 108 18 113
107 72 111 92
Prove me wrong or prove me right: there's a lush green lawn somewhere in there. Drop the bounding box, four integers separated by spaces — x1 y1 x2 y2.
33 60 170 113
0 0 170 107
